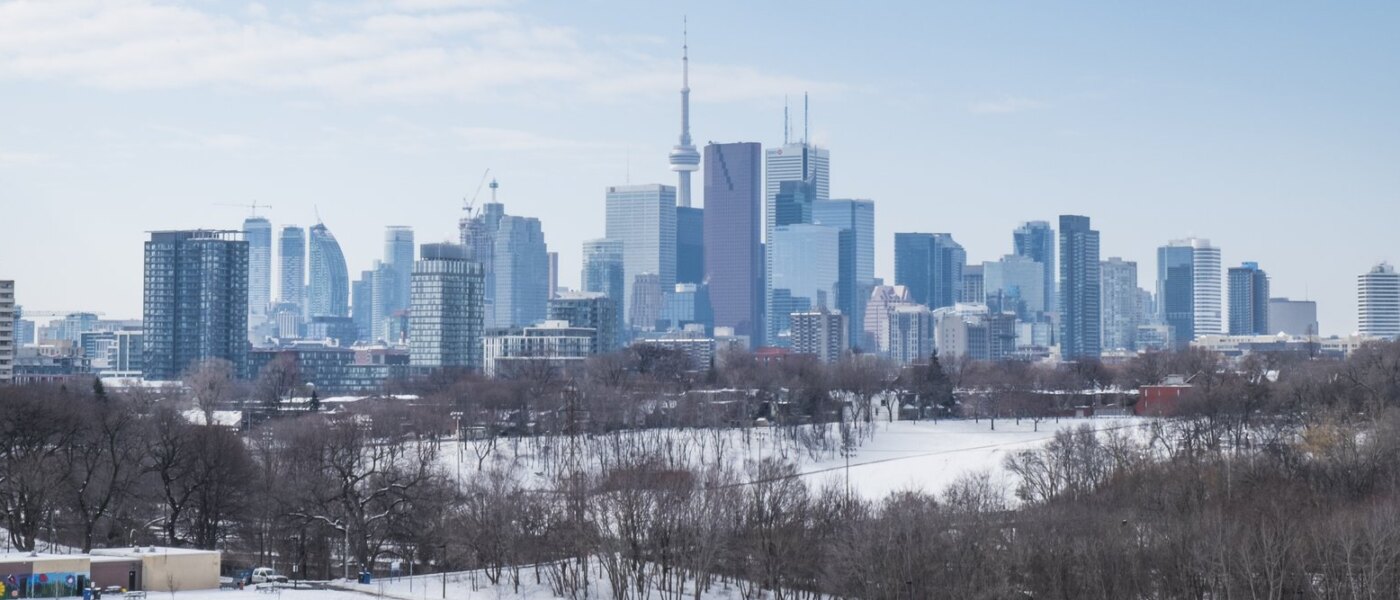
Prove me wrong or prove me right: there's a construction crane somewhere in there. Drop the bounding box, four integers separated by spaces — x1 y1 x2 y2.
461 169 491 218
216 202 273 217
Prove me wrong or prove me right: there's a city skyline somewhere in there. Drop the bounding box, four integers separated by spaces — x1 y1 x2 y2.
3 2 1399 336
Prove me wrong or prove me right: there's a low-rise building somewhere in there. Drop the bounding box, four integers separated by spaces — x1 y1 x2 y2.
483 320 596 378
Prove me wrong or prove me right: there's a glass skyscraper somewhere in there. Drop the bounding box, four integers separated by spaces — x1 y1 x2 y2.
894 232 965 310
278 225 305 308
676 206 704 285
352 269 373 343
243 217 272 321
1058 215 1101 360
142 230 249 380
1013 221 1056 315
765 142 830 241
1157 242 1195 347
1228 262 1270 335
605 184 676 328
308 222 350 318
812 198 874 349
1358 262 1400 339
582 238 625 344
983 254 1046 318
493 215 549 329
384 226 415 322
768 223 841 347
409 243 484 369
704 142 763 343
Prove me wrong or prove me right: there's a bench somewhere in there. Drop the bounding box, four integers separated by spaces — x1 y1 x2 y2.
123 592 147 600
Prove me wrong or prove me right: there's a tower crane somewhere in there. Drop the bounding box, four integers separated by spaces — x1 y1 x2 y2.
462 169 491 218
216 202 273 216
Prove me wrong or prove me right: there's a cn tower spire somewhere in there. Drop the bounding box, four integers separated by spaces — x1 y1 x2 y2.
668 16 700 208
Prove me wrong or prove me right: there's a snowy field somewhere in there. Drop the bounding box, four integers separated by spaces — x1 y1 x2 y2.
435 416 1146 502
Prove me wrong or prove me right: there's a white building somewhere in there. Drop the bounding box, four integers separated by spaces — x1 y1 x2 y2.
886 304 935 365
863 285 914 354
483 320 596 377
1182 238 1222 337
1358 262 1400 338
790 308 846 363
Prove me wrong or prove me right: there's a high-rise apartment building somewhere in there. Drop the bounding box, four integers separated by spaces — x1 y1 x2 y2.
278 225 305 308
308 222 350 318
864 285 914 355
887 304 935 365
0 280 13 384
548 291 620 354
547 251 559 300
894 233 965 310
791 308 846 363
409 243 484 369
1228 262 1270 335
961 265 985 305
351 270 374 343
1100 257 1139 351
1013 221 1056 315
1157 242 1195 347
605 184 676 327
384 225 415 321
1058 215 1100 360
767 223 841 346
142 230 249 380
493 215 549 328
983 255 1046 318
629 272 663 331
243 217 272 322
1269 298 1318 336
704 142 763 343
1358 262 1400 339
1189 239 1223 337
813 199 875 350
582 238 625 344
460 187 503 324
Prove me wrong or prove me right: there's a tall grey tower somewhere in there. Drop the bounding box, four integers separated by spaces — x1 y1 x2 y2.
667 21 700 208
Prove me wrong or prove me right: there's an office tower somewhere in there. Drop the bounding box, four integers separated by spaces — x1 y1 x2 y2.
1100 257 1139 351
370 261 396 342
1058 215 1100 360
1013 221 1056 314
767 223 841 346
1269 298 1318 336
547 251 559 299
894 233 965 310
409 243 484 369
493 215 549 328
864 285 914 354
243 217 272 321
961 265 985 305
629 272 663 331
278 226 305 308
549 291 619 354
352 269 374 343
1228 262 1270 335
764 179 813 344
813 199 875 349
1157 242 1195 347
384 226 415 321
660 283 713 332
704 142 763 342
983 255 1046 318
676 206 705 285
791 307 846 362
308 222 350 318
887 304 935 365
0 280 12 384
765 125 830 240
1358 262 1400 338
605 184 677 327
582 239 625 343
142 230 249 380
668 28 700 209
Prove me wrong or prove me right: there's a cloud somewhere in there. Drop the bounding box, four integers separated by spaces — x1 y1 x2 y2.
969 96 1047 115
452 126 618 152
0 151 53 166
0 0 835 105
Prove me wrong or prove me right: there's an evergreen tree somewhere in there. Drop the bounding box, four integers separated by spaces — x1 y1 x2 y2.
92 377 108 402
309 389 320 413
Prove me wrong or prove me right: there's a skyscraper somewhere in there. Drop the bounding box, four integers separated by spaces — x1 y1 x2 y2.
813 198 875 349
1157 242 1195 347
1358 262 1400 339
864 285 914 355
1100 257 1139 351
983 255 1046 318
668 26 700 209
894 233 965 310
582 238 625 344
308 222 350 318
549 291 620 354
767 223 841 346
0 280 13 384
1058 215 1100 360
765 139 830 244
493 215 549 328
1228 262 1270 335
791 307 846 363
1269 298 1318 336
243 217 272 321
605 184 677 328
142 230 249 380
887 304 935 365
409 243 484 369
278 225 305 308
352 269 374 343
1189 239 1223 337
676 206 705 285
370 260 396 342
547 251 559 299
384 225 415 322
704 142 763 343
1013 221 1056 315
461 182 505 324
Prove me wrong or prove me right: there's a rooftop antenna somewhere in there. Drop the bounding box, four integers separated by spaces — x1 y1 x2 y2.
313 205 322 225
215 202 272 217
803 91 809 144
784 95 790 145
489 178 499 204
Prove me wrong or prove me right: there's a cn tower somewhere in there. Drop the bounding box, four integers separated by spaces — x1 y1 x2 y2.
667 20 700 208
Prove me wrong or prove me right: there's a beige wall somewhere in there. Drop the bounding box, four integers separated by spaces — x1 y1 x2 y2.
31 557 89 574
140 553 221 592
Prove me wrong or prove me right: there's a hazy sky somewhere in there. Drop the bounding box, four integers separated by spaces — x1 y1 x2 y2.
2 0 1397 336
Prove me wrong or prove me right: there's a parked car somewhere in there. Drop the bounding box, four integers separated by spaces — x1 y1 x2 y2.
249 568 288 584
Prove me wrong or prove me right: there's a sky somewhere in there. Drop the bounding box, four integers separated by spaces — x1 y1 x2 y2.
1 0 1398 336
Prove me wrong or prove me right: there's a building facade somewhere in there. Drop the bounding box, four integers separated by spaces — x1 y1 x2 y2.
1228 262 1270 335
409 243 485 369
142 230 249 380
548 292 620 354
863 285 914 355
887 304 935 365
278 225 305 309
1358 262 1400 339
812 199 875 350
984 254 1046 319
767 223 841 347
1157 242 1195 347
790 308 846 363
308 222 350 318
1100 257 1140 352
243 217 272 329
676 206 704 285
1058 215 1101 360
894 233 965 310
483 321 596 378
492 215 549 328
1269 297 1318 336
605 184 677 327
1013 221 1056 315
0 280 13 384
383 226 415 326
704 142 763 343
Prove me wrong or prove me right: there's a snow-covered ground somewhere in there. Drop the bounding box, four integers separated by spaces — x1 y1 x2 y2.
435 416 1145 502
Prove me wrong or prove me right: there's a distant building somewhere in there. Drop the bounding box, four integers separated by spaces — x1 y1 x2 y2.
581 238 625 343
547 251 560 300
765 141 830 236
1135 324 1174 352
13 346 90 384
813 199 876 350
351 269 374 343
278 225 305 309
1100 257 1140 351
1013 221 1056 315
493 215 549 328
248 342 407 395
305 316 358 347
142 230 249 380
886 304 934 365
606 184 676 328
791 308 846 363
409 243 485 369
960 265 985 305
1058 215 1101 360
1156 242 1195 347
0 280 12 384
243 216 272 330
894 233 964 310
383 225 415 327
659 283 713 333
863 285 914 355
676 206 705 285
548 292 620 354
308 222 350 318
984 255 1046 319
483 320 595 378
704 142 763 343
1268 297 1318 336
767 223 840 347
629 273 664 332
1358 262 1400 339
1228 262 1270 335
634 328 720 371
108 329 143 374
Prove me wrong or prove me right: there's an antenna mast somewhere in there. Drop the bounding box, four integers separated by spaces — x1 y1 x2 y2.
804 92 809 144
